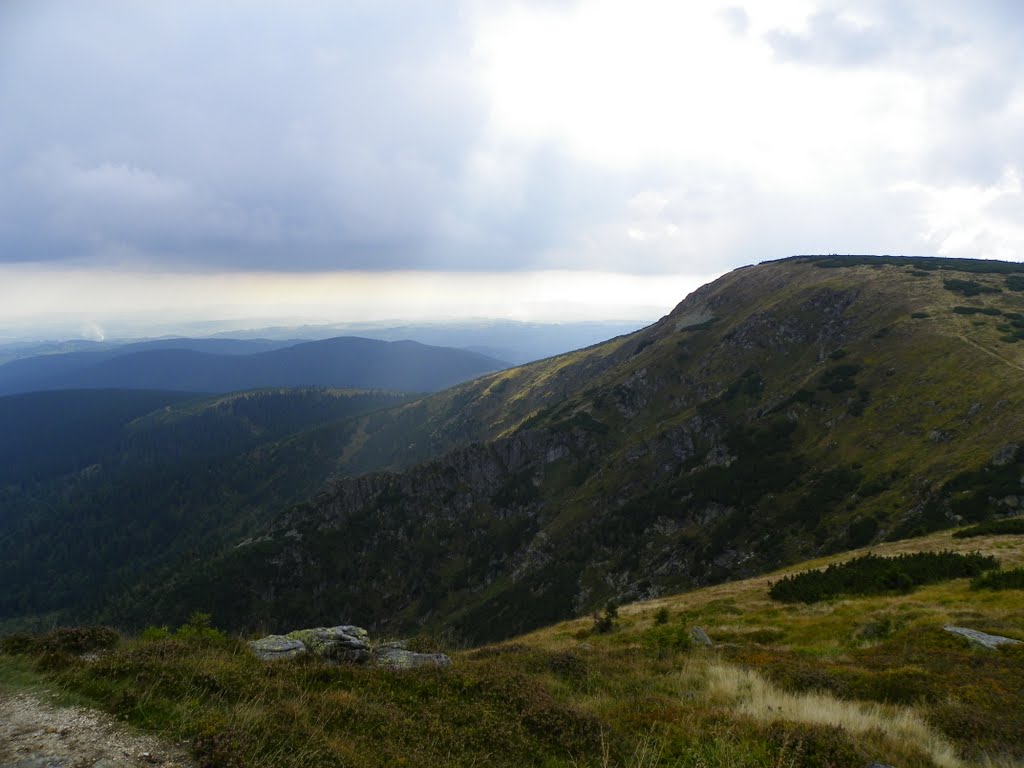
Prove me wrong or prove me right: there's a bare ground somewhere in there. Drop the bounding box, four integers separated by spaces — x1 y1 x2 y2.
0 691 193 768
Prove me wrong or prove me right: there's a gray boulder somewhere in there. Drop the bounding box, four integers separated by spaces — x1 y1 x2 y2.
248 635 306 661
1 758 71 768
690 626 713 647
286 626 371 663
944 626 1022 650
374 646 452 670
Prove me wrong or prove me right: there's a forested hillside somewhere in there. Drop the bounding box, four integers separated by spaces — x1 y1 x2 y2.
0 388 409 628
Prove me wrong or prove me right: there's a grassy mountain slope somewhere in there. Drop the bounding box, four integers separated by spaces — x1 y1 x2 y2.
152 256 1024 639
4 527 1021 768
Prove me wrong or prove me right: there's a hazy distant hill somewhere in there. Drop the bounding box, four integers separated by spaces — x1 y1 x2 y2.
0 338 306 391
0 336 508 395
0 320 647 367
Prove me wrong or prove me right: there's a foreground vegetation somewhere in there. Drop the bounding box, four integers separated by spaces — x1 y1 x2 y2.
2 529 1022 768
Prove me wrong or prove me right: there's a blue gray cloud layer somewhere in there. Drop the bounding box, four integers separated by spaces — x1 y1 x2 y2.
1 0 1022 273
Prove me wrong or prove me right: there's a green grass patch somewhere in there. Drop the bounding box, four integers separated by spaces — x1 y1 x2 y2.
769 551 998 603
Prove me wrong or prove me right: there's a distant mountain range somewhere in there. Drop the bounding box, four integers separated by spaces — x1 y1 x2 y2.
0 319 647 367
0 336 509 395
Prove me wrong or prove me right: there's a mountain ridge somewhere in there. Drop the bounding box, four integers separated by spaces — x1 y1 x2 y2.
6 255 1024 642
134 255 1024 639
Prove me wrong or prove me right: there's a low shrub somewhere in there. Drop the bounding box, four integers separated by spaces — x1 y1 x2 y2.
818 364 861 394
762 722 871 768
952 305 1002 315
953 517 1024 538
1006 275 1024 291
0 633 36 655
0 626 120 656
944 279 1001 296
642 624 693 656
592 601 619 634
769 551 998 603
971 568 1024 591
140 625 172 641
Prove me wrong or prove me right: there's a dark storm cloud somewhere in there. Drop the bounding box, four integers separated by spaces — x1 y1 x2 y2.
0 0 605 271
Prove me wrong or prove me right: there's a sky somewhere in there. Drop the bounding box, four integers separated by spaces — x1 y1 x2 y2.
1 0 1023 339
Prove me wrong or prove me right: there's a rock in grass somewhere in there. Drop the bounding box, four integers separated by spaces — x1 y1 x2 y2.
374 646 452 670
285 626 371 663
1 757 71 768
248 635 307 661
690 626 713 647
943 626 1022 650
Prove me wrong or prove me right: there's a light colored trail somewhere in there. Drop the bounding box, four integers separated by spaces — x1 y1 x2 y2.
0 691 192 768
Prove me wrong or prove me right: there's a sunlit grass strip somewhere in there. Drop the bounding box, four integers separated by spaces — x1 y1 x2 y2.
702 661 962 768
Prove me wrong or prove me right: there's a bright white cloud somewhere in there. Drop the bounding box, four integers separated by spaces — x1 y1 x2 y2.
0 0 1022 330
895 167 1024 260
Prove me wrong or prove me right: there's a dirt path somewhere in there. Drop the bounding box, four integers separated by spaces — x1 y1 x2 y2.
958 332 1024 374
0 691 193 768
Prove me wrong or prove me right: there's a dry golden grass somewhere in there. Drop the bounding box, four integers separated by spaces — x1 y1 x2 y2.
514 526 1024 767
702 661 961 768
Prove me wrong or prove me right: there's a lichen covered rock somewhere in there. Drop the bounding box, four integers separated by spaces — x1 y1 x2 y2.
285 626 371 663
373 646 452 670
247 635 306 661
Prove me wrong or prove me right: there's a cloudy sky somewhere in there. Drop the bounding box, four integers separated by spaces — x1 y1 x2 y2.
2 0 1023 337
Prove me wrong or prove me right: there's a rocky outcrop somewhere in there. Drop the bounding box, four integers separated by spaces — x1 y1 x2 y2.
248 635 306 661
690 627 713 647
248 626 451 670
285 626 370 663
374 645 453 670
943 626 1023 650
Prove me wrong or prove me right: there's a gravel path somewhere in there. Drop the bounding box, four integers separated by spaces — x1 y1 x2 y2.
0 691 193 768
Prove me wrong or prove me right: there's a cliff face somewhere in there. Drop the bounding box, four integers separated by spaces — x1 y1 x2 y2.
149 257 1024 641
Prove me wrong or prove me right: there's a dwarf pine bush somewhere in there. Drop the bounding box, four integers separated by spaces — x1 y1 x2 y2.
769 551 998 603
